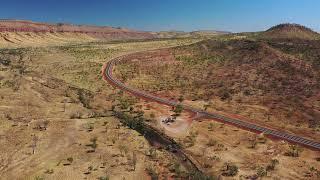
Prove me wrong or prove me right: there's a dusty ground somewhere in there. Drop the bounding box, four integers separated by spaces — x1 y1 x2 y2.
0 70 170 179
139 100 320 179
114 43 320 142
1 36 319 179
111 39 320 179
186 120 320 179
0 38 201 179
0 32 97 48
0 20 156 48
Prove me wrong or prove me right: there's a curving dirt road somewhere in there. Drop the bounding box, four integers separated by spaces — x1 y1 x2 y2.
102 55 320 151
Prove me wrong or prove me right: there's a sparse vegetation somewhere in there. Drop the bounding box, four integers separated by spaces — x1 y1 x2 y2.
132 151 137 171
207 138 217 147
44 169 54 174
115 33 320 132
184 131 198 147
34 176 45 180
256 166 267 177
221 163 238 176
146 166 159 180
172 104 183 117
118 144 128 156
285 145 304 157
88 137 98 152
207 123 214 131
67 157 74 164
98 176 109 180
1 22 319 180
266 159 279 172
70 111 82 119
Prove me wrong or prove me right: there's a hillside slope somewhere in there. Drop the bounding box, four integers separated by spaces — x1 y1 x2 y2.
261 23 320 40
0 20 155 47
152 30 230 38
114 25 320 141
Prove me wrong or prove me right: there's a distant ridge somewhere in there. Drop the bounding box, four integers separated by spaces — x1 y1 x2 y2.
0 19 231 48
0 19 155 40
261 23 319 40
152 30 230 38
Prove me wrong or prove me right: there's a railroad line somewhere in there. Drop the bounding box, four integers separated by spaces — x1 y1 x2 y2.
102 57 320 151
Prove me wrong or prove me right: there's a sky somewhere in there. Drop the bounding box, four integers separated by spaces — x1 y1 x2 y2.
0 0 319 32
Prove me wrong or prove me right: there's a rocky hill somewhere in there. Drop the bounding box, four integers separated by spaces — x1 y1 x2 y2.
261 23 320 40
0 20 155 47
0 19 155 39
114 27 320 140
152 30 230 38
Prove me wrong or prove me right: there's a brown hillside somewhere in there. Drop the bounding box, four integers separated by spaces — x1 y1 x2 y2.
114 37 320 140
0 19 155 40
0 20 156 48
261 23 320 40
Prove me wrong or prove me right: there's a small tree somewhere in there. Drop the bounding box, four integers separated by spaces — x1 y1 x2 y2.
111 105 116 111
129 106 134 112
90 137 98 152
136 110 144 118
43 120 49 130
119 98 130 110
266 112 272 121
34 176 44 180
173 163 181 177
208 123 214 131
203 103 210 111
132 151 137 171
221 163 238 176
207 138 217 147
67 157 74 164
146 166 158 180
119 145 128 156
266 159 279 172
256 166 267 177
98 176 109 180
173 104 183 116
285 145 303 157
248 136 257 149
178 95 184 103
63 99 67 112
257 133 267 144
31 134 39 154
148 148 157 159
150 112 155 119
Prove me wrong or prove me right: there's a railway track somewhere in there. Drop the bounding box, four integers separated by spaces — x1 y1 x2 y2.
102 57 320 151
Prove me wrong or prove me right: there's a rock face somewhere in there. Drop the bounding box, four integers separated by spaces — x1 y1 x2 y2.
0 19 155 40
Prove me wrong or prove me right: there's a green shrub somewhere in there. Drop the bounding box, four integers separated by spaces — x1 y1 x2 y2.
285 145 303 157
208 123 214 131
146 167 158 180
256 166 267 177
98 176 109 180
221 163 238 176
67 157 73 163
44 169 54 174
173 104 183 115
207 138 217 147
266 159 279 171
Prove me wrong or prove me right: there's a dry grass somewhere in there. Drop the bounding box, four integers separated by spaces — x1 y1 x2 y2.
0 32 97 48
114 38 320 141
0 38 201 179
109 36 320 178
1 35 319 179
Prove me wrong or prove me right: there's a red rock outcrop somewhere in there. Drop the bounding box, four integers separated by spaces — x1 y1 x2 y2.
0 19 155 40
